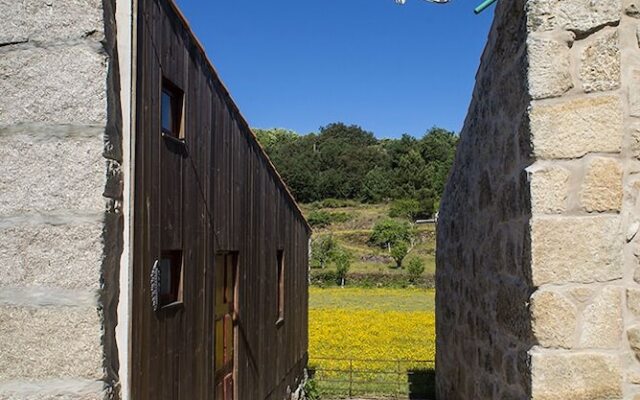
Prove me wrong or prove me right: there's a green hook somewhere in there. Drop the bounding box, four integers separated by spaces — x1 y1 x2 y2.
474 0 498 14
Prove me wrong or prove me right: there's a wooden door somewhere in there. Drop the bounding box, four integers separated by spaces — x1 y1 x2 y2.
214 253 238 400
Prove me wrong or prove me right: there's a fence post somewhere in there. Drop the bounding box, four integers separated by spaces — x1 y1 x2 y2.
349 359 353 397
396 359 401 400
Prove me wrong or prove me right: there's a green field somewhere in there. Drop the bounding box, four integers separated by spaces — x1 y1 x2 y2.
309 287 436 399
309 286 435 312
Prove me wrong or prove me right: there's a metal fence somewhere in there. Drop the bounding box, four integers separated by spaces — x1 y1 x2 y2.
308 357 435 399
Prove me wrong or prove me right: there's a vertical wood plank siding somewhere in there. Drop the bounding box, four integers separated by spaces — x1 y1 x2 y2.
132 1 311 399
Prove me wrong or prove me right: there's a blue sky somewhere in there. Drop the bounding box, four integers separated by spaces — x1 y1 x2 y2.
175 0 495 139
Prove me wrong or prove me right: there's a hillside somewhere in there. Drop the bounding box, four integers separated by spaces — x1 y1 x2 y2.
301 201 436 285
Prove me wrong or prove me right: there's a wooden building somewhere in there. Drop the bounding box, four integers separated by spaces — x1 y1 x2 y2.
0 0 308 398
131 0 311 399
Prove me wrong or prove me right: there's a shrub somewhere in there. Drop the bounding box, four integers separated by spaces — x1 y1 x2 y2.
328 211 353 224
320 198 357 208
310 270 340 287
309 271 435 289
390 241 409 268
307 210 331 228
307 210 353 228
303 377 320 400
406 257 425 282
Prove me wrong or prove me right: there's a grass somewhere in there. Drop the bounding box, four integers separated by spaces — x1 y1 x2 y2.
309 287 435 312
309 287 436 398
302 202 390 231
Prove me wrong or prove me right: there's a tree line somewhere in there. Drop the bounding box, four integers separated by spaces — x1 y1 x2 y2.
254 122 458 216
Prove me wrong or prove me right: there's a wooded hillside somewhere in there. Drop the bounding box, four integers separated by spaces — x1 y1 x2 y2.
254 123 458 217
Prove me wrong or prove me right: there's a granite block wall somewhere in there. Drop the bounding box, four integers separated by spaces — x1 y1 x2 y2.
0 1 123 398
437 0 640 398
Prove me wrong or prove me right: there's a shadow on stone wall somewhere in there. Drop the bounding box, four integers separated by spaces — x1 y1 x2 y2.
407 368 435 399
435 0 536 397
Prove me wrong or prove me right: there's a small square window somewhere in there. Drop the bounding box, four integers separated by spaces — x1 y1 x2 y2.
276 249 285 325
161 79 184 139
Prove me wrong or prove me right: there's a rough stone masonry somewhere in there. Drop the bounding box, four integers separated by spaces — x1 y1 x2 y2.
0 0 123 399
5 0 640 399
438 0 640 399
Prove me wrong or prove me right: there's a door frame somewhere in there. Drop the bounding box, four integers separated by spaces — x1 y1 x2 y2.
213 251 239 400
115 0 137 398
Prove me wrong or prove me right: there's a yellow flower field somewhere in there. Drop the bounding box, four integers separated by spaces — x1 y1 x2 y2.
308 287 436 398
310 308 435 362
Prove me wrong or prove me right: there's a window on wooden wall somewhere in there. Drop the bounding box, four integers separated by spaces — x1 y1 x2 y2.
161 79 184 140
276 249 285 326
158 249 184 308
157 76 185 312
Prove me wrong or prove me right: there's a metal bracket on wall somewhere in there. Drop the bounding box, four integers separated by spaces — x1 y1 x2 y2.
474 0 498 14
394 0 498 14
161 131 186 145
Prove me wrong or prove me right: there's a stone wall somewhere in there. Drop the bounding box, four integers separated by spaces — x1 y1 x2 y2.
437 0 640 399
436 0 532 397
0 1 123 399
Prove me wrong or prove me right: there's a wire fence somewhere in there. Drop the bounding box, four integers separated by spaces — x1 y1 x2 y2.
308 357 435 399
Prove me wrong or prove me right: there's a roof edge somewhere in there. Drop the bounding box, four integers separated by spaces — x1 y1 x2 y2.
163 0 312 234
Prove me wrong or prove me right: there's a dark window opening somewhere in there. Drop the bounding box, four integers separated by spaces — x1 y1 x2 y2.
276 249 285 325
161 79 184 140
158 249 184 308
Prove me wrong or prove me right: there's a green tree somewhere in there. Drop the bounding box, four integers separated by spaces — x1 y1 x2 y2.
390 241 409 268
383 134 418 169
419 127 458 199
389 198 422 221
317 122 378 148
333 247 351 287
369 219 412 251
310 234 337 269
420 127 458 165
395 149 427 199
361 167 392 203
416 188 437 218
253 127 298 153
406 257 425 282
268 133 321 202
315 123 386 199
255 122 459 206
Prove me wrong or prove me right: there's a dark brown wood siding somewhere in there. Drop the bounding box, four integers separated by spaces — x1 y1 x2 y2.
132 1 310 398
